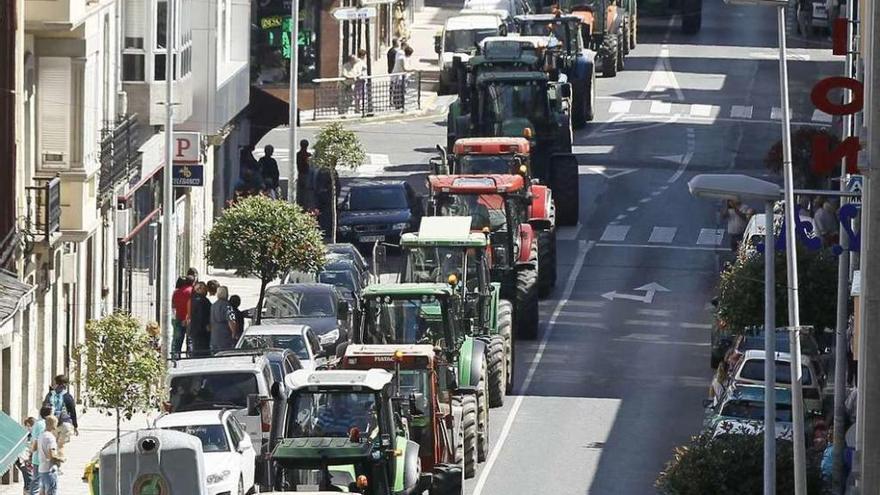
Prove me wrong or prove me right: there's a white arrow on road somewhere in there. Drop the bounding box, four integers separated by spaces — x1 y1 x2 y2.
602 282 670 304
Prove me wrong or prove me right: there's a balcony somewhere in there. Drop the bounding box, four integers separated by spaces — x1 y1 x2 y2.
24 0 115 31
99 114 141 198
24 177 61 245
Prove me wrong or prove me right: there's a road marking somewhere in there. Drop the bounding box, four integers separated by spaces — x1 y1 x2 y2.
557 223 582 241
731 105 754 119
771 107 783 120
578 166 638 179
471 241 593 495
614 214 627 221
600 225 630 242
609 100 632 113
603 282 670 304
697 228 726 246
690 104 714 117
650 101 672 114
638 309 674 317
648 227 677 243
667 128 696 184
651 191 663 196
595 242 728 252
624 319 670 327
556 310 602 318
607 112 833 128
639 197 652 203
681 322 713 330
812 109 833 123
572 145 615 154
558 300 606 308
613 336 710 346
627 206 638 212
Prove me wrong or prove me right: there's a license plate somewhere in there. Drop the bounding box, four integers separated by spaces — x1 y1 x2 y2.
360 235 385 243
812 3 827 17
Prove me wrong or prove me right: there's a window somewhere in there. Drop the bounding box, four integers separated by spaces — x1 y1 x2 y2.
226 418 242 447
154 54 166 81
156 0 168 49
169 373 259 410
123 0 146 82
287 391 379 438
165 424 230 452
123 54 145 81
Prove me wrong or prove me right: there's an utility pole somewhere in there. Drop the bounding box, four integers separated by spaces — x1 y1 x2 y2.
160 0 176 361
763 201 776 495
287 0 299 204
856 0 880 488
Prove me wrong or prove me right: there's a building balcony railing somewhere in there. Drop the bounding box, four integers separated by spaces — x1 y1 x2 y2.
99 114 141 198
24 176 61 244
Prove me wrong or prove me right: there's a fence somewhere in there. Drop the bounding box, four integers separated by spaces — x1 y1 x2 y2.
311 72 421 120
117 207 161 326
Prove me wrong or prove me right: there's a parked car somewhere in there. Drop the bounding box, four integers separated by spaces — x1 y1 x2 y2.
730 349 826 414
734 329 827 383
336 180 423 247
236 324 325 371
704 384 794 439
326 242 370 278
435 13 506 93
154 410 257 495
324 250 370 288
251 283 352 354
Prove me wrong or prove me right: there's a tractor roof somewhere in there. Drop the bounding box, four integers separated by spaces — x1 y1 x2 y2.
344 344 437 361
362 283 455 298
284 368 393 392
475 71 548 84
429 174 526 194
515 13 582 22
453 137 530 155
401 216 488 247
445 13 503 30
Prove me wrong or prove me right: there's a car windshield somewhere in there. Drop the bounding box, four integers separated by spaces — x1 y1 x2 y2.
720 400 793 423
287 391 379 438
404 247 466 283
395 370 431 416
481 81 548 124
263 287 336 318
362 297 447 345
164 425 229 452
239 334 310 360
348 186 408 211
170 373 258 411
739 359 813 386
438 194 507 231
444 28 499 53
458 155 517 174
318 271 357 294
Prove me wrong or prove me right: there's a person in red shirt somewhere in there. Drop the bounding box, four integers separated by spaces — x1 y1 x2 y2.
171 275 194 357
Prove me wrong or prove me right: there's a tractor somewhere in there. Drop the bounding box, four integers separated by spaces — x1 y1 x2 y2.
565 0 627 77
396 216 516 406
349 283 491 477
428 175 547 339
341 344 466 491
447 67 579 226
512 14 597 126
270 368 431 494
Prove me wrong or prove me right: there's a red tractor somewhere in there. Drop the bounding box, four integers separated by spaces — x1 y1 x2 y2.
341 344 466 492
428 173 555 338
433 137 532 177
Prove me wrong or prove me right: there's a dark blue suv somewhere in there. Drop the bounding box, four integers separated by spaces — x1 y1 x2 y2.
337 180 422 246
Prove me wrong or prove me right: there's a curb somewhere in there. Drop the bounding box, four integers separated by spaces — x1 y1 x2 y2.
299 91 444 127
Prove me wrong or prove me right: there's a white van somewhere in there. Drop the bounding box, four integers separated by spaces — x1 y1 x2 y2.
436 13 506 93
740 212 819 259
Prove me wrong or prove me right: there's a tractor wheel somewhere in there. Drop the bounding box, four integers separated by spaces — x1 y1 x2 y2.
602 35 619 77
571 79 586 129
476 361 489 462
486 336 506 408
616 34 626 71
630 13 638 49
537 229 557 297
586 70 596 122
681 0 702 34
622 24 631 55
498 300 514 394
550 155 580 226
452 396 463 464
431 464 464 495
515 265 539 340
461 395 479 479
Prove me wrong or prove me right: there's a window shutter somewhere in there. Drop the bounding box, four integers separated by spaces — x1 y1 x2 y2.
38 57 72 170
125 0 146 38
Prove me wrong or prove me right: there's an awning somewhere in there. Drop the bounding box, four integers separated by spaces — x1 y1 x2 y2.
0 411 28 476
0 270 35 328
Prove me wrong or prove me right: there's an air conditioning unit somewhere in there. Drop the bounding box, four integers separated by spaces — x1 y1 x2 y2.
117 91 128 116
115 208 131 239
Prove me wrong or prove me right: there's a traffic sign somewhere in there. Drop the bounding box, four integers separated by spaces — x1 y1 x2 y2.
173 132 201 164
172 164 205 187
847 174 863 204
332 6 377 20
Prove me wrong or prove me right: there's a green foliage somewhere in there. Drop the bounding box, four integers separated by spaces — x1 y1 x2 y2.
75 312 164 418
313 122 366 171
764 127 839 189
716 248 838 333
656 431 823 495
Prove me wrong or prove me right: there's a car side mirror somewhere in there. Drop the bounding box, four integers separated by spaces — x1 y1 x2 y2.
270 381 283 401
237 439 250 452
374 244 387 269
246 394 262 416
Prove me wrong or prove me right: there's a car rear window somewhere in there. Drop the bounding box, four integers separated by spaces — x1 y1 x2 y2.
170 373 258 411
738 359 813 386
349 186 408 211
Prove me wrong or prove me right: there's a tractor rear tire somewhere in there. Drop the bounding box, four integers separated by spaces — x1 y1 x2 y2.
461 395 478 479
498 300 514 394
431 464 463 495
476 362 489 462
602 35 619 77
586 71 596 122
486 336 506 408
616 34 626 71
515 266 539 340
537 229 557 297
571 79 587 129
550 156 580 226
622 24 631 55
630 13 638 49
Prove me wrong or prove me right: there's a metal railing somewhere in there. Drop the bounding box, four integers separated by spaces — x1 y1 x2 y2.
24 176 61 241
99 114 141 198
311 71 422 120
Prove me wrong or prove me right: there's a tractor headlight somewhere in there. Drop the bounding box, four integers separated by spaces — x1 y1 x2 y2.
319 329 340 345
392 222 409 231
206 470 231 485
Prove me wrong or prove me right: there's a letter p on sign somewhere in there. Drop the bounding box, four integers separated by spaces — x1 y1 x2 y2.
174 132 201 164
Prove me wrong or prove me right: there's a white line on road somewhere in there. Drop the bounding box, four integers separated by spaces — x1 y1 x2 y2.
639 197 653 203
648 227 677 243
614 214 626 221
697 228 726 246
627 206 638 212
690 104 715 117
600 225 630 242
625 319 670 327
471 240 593 495
730 105 754 119
771 107 783 120
650 101 672 114
609 100 632 114
638 309 674 317
556 310 602 318
595 242 727 252
681 322 713 330
667 128 696 184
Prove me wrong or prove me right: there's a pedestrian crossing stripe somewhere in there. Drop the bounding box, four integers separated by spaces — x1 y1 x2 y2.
594 224 729 247
594 100 834 125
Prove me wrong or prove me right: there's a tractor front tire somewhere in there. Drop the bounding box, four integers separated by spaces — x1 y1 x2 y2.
586 70 596 122
617 34 626 71
515 266 539 340
431 464 464 495
537 229 557 297
622 24 631 55
571 80 586 129
487 336 506 408
498 300 514 394
550 156 580 226
461 395 479 479
602 35 619 77
476 362 490 462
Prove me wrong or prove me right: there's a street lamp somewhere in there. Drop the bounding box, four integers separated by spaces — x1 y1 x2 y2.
688 173 782 495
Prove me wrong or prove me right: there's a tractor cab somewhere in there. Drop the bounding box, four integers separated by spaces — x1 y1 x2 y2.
513 14 586 56
437 137 531 177
357 284 465 350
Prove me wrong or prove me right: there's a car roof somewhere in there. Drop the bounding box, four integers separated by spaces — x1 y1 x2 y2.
285 369 393 391
168 355 269 375
155 410 227 427
348 180 407 189
362 283 453 297
726 385 792 404
741 349 810 362
243 324 312 336
268 283 337 294
345 344 437 360
476 71 548 84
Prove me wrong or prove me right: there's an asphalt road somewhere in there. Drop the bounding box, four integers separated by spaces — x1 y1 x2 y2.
256 1 843 492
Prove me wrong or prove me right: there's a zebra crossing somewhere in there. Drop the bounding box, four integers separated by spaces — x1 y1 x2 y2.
593 224 728 249
599 98 833 124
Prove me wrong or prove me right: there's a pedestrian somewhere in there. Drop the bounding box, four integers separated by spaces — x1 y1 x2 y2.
340 54 364 114
259 145 280 198
145 321 161 353
27 406 51 495
387 38 400 74
188 282 212 356
315 166 341 237
42 375 77 456
721 199 748 252
354 49 369 112
813 197 839 246
391 45 414 108
210 286 239 353
296 139 312 208
36 416 63 495
207 280 219 300
171 275 193 358
229 295 245 342
187 266 199 282
15 417 35 494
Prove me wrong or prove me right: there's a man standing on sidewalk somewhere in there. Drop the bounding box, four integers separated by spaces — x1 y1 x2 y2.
27 406 52 495
189 282 212 356
296 139 312 209
387 38 400 74
259 145 281 198
43 375 77 456
210 287 239 353
172 275 194 358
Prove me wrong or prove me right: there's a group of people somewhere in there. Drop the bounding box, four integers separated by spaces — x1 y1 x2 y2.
337 38 416 114
170 268 247 357
16 375 79 495
234 144 281 200
722 196 842 253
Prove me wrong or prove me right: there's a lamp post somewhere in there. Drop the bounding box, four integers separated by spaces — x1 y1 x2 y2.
288 0 299 204
688 173 784 495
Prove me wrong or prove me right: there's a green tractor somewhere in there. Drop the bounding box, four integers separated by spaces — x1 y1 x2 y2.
396 216 515 407
349 283 491 478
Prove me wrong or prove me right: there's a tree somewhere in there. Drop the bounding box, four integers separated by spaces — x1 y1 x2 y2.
656 431 822 495
716 247 838 333
313 122 366 242
75 312 164 495
205 195 326 324
765 126 839 189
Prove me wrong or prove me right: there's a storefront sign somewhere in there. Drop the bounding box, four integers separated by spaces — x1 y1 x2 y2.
173 132 201 164
261 15 284 29
172 164 204 187
332 6 377 21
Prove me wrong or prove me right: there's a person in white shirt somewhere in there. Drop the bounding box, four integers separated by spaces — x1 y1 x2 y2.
391 45 414 108
37 415 62 495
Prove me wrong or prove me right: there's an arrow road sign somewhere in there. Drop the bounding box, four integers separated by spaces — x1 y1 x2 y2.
602 282 670 304
333 6 377 21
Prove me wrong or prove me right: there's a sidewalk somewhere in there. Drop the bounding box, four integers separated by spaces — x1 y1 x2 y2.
0 411 156 495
